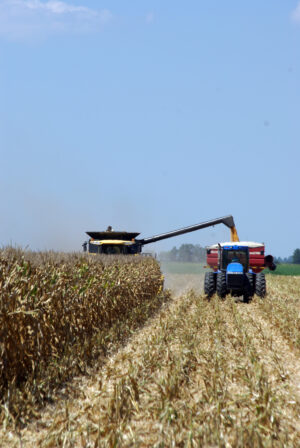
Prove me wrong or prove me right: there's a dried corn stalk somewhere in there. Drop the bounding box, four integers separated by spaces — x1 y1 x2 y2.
0 249 165 424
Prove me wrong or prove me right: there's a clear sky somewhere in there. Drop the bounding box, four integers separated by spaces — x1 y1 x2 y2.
1 1 299 257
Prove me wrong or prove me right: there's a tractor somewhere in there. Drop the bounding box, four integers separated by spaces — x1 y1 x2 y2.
204 242 276 302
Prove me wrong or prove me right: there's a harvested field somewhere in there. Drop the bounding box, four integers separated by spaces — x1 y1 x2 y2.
1 258 300 447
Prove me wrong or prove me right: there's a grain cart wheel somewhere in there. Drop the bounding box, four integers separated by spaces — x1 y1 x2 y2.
255 272 266 298
216 272 227 299
204 271 216 298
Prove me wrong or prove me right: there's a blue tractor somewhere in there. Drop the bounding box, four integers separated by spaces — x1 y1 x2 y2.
204 244 256 303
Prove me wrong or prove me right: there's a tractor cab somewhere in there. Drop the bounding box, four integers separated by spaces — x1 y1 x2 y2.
218 245 250 297
220 245 249 272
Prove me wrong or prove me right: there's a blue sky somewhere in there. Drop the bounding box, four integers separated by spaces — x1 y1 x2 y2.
1 1 299 256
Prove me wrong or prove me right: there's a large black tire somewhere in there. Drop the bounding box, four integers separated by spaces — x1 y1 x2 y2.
246 273 255 296
204 272 216 298
216 272 227 299
243 275 253 303
255 272 266 298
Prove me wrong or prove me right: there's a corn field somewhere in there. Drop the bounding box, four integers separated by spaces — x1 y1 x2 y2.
0 248 165 426
0 251 300 447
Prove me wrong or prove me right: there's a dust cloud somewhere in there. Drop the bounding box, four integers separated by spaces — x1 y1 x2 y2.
162 272 204 297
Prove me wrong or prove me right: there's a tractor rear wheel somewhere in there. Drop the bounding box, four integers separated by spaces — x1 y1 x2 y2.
255 272 266 298
216 272 227 299
204 272 216 298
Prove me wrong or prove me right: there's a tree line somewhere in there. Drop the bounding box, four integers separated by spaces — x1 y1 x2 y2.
159 244 206 263
275 249 300 264
159 246 300 265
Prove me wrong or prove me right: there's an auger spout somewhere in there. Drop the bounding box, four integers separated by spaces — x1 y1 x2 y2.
140 215 239 246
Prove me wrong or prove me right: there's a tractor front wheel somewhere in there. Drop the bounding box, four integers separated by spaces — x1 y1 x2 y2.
243 275 253 303
216 272 227 299
246 273 255 296
204 271 216 298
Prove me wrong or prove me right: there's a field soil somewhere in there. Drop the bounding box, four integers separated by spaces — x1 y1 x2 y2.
1 273 300 447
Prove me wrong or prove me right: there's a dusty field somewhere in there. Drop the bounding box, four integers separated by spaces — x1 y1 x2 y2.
163 273 204 296
1 274 300 447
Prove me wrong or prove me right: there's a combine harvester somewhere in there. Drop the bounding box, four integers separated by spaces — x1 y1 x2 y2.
83 216 276 301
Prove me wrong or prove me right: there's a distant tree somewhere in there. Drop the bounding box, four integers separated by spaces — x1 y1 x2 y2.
178 244 194 262
194 244 206 263
158 251 169 261
169 246 178 261
282 255 293 264
159 246 178 261
293 248 300 264
159 244 206 263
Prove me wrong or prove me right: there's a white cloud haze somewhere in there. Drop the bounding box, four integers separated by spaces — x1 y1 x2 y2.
291 2 300 22
0 0 112 39
146 12 154 24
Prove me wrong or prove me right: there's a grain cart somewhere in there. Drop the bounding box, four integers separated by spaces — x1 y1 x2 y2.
204 242 276 302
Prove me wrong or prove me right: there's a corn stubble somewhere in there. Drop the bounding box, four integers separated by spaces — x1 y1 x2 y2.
0 248 165 426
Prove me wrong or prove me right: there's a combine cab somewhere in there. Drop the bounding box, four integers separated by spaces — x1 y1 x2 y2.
204 242 276 302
